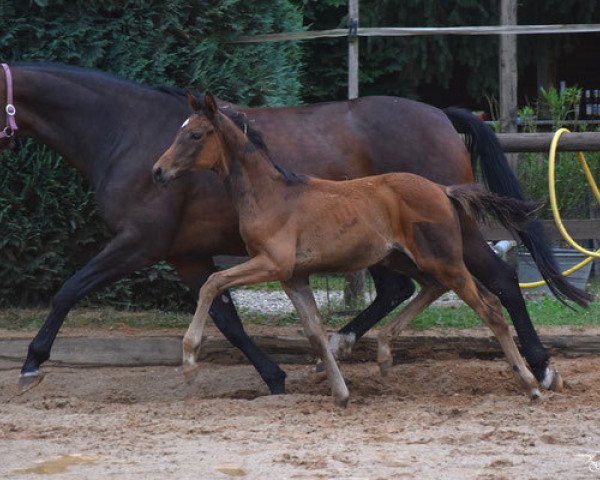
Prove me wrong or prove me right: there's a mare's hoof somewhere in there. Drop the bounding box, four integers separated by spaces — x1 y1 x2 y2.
19 371 46 394
269 384 286 395
379 360 393 377
268 373 287 395
541 367 563 392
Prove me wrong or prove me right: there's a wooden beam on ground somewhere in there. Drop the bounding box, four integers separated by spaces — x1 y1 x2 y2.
1 335 600 370
496 132 600 152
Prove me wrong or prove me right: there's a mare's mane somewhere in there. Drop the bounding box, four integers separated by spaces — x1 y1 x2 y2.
13 62 306 184
14 61 201 99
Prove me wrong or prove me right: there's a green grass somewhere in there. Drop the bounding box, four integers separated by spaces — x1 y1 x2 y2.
1 278 598 332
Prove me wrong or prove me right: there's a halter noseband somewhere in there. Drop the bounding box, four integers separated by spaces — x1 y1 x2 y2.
0 63 18 144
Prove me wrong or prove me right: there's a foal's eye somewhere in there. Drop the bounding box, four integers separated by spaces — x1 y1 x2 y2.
190 132 202 141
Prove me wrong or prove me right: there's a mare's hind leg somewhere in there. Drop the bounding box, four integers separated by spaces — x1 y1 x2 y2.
283 276 350 407
328 265 415 359
445 269 541 399
173 259 286 394
376 282 447 376
462 228 562 391
182 255 281 380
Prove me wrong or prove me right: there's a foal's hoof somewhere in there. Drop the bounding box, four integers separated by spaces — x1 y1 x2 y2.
378 360 393 377
328 332 356 359
314 361 325 374
541 367 563 392
182 365 200 384
530 389 542 402
18 371 46 394
335 395 350 408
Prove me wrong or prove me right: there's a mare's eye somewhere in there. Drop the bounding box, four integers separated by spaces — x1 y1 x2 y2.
190 132 202 141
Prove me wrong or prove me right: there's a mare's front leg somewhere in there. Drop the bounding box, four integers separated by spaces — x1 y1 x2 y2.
182 255 281 380
282 277 350 407
173 259 286 394
328 264 415 360
20 231 155 391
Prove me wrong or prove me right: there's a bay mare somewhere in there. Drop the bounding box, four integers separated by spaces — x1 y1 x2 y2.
1 62 588 393
153 93 545 406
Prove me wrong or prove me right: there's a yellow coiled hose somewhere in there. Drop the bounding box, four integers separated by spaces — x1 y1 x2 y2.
519 127 600 288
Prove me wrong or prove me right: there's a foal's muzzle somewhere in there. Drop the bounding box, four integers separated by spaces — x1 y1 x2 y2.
152 166 169 186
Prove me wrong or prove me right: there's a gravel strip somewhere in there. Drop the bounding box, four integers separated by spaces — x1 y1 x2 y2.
231 289 462 314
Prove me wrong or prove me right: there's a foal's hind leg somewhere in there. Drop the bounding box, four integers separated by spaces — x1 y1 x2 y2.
376 282 447 376
445 270 541 399
283 277 350 407
461 231 561 391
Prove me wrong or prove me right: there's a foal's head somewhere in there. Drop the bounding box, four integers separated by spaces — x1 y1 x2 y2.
153 92 229 185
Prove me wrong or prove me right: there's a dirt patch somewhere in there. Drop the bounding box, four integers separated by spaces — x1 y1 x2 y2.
1 356 600 479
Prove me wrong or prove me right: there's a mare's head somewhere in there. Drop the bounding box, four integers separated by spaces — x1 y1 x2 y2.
153 92 228 185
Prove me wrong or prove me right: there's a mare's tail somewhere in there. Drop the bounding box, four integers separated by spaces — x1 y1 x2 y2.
444 107 593 308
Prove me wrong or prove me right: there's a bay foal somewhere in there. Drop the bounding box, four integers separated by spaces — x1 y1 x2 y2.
153 93 542 406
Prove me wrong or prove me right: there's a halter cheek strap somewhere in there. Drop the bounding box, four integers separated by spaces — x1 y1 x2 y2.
0 63 18 141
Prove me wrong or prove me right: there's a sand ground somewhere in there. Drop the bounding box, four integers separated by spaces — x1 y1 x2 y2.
2 353 600 479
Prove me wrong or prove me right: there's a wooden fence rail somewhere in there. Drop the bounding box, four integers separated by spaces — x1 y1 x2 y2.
235 24 600 43
497 132 600 152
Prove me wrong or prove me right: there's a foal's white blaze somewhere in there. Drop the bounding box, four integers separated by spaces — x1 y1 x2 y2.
181 117 190 129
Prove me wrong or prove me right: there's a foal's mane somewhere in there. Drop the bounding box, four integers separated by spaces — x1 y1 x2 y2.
219 107 307 186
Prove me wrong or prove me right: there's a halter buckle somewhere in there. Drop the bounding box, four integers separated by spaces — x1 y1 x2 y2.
2 126 14 137
6 104 15 116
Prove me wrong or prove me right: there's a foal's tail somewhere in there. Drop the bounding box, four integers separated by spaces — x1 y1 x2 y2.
447 184 542 238
444 107 594 308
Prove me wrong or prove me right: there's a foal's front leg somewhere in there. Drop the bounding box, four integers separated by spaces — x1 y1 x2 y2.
182 255 280 380
282 277 350 407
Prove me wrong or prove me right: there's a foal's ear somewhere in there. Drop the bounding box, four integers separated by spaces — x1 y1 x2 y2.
187 91 202 112
203 92 218 120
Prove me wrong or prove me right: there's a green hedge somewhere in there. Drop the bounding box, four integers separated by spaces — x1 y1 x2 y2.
0 0 303 309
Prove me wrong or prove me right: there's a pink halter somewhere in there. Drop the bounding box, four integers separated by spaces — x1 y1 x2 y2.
0 63 18 141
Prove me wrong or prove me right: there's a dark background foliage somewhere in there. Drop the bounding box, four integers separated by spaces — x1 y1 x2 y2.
296 0 600 107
